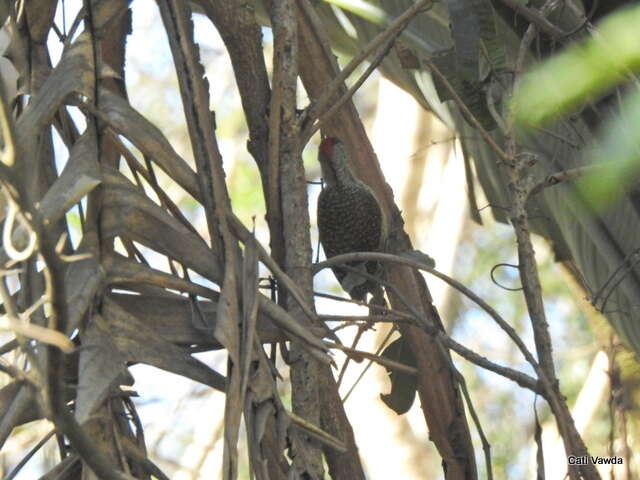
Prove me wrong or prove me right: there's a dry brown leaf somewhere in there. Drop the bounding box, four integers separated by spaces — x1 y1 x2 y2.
16 34 93 147
107 291 283 347
64 256 104 335
40 130 100 223
240 235 259 401
0 382 40 437
75 315 131 424
102 298 226 391
97 89 202 201
100 167 222 282
104 253 218 300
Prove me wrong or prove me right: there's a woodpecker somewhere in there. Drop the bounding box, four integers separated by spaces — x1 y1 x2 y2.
316 137 385 302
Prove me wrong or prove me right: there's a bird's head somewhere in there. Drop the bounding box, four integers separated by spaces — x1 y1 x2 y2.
318 137 351 186
319 137 339 160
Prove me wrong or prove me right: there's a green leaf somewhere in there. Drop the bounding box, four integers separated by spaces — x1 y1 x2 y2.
578 89 640 209
513 5 640 128
321 0 386 24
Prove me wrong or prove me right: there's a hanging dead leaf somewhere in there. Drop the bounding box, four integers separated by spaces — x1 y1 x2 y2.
97 89 202 201
101 167 223 282
104 253 218 300
75 315 132 424
40 130 101 225
102 298 226 391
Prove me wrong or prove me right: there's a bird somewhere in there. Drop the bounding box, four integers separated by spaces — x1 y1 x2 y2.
316 137 386 304
317 137 418 415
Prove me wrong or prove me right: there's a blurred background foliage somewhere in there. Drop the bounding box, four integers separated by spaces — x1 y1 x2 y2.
513 5 640 210
2 0 639 479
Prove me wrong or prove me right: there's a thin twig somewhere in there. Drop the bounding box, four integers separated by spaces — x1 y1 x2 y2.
301 12 414 144
504 2 599 476
422 56 509 162
228 214 328 336
496 0 567 39
342 326 397 403
527 164 606 198
314 252 540 369
5 429 56 480
320 313 410 324
300 0 432 135
455 373 493 480
288 411 347 453
336 326 368 387
325 339 417 375
315 253 543 393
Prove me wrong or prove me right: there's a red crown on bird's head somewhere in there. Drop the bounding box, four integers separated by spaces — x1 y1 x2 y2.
319 137 339 159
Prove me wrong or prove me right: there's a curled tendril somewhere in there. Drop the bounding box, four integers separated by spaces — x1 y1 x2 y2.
490 263 523 292
3 196 36 262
